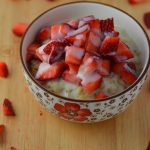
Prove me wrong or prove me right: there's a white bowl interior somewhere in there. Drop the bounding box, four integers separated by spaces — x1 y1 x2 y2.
21 2 149 80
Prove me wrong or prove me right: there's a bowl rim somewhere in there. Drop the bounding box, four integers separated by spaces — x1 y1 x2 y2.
20 1 150 103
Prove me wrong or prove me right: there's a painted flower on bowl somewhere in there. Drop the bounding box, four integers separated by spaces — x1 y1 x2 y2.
54 102 92 121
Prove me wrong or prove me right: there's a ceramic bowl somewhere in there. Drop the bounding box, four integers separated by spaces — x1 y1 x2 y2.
20 2 150 123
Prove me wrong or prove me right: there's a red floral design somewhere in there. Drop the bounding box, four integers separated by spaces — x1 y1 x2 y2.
54 102 92 121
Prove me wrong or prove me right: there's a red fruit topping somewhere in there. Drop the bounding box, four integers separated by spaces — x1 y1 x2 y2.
95 92 108 99
146 141 150 150
100 18 114 32
67 19 79 29
26 43 40 62
12 22 28 37
0 62 9 78
35 61 66 80
100 36 119 55
65 46 85 65
62 70 81 85
10 147 17 150
37 27 51 42
68 64 79 74
114 41 134 62
3 99 15 116
144 12 150 29
0 125 5 135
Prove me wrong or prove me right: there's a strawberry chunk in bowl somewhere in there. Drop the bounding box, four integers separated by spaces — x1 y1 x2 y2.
20 2 150 123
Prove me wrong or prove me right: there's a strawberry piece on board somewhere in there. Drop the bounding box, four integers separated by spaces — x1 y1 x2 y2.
144 12 150 29
0 62 9 78
37 27 51 42
65 46 85 65
100 36 119 55
35 61 66 80
0 124 5 135
128 0 147 5
10 147 17 150
95 92 108 99
12 22 28 37
3 99 15 116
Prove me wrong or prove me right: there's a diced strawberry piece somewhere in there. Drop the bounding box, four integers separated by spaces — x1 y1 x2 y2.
3 99 15 116
82 72 102 93
95 92 108 99
128 0 147 4
96 59 110 76
78 15 95 27
65 25 90 47
36 44 49 63
12 22 28 37
67 19 79 29
121 70 137 85
127 62 136 71
112 63 125 75
37 27 51 42
77 55 97 79
114 41 134 62
100 18 114 32
35 61 66 80
88 19 101 35
144 12 150 29
86 31 101 53
62 70 81 85
26 43 40 62
100 36 119 55
10 147 17 150
0 125 5 135
51 23 72 40
0 62 9 78
103 31 119 37
82 52 93 62
65 46 85 65
68 64 79 74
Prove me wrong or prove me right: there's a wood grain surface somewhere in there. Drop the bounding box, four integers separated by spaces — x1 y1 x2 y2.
0 0 150 150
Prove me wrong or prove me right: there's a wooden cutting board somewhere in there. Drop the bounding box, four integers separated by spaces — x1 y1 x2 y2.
0 0 150 150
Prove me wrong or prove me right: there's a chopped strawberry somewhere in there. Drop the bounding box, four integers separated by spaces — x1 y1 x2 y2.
144 12 150 29
100 36 119 55
0 124 5 135
82 72 102 93
3 99 15 116
37 27 51 42
78 15 95 27
112 62 137 85
51 23 72 40
68 64 79 74
86 31 101 53
65 25 90 47
96 59 110 76
121 70 137 85
88 19 101 35
95 92 108 99
77 54 97 79
112 62 125 75
104 31 119 37
100 18 114 32
114 41 134 62
62 70 81 85
26 43 40 62
65 46 85 65
35 61 66 80
10 147 17 150
0 62 9 78
127 62 136 71
128 0 147 4
12 22 28 37
67 19 79 29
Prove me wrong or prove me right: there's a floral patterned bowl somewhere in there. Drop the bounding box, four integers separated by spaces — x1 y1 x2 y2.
20 2 150 123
